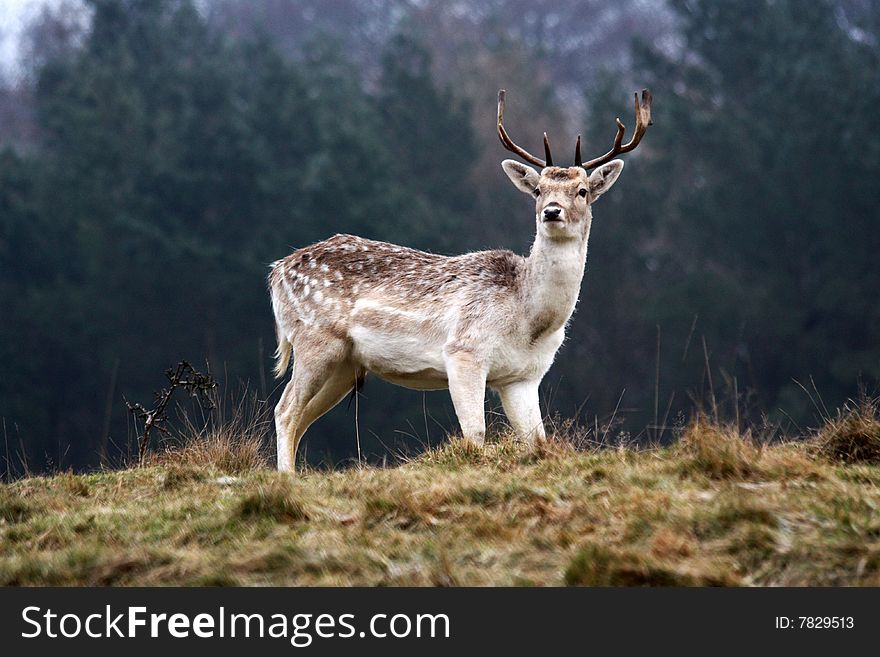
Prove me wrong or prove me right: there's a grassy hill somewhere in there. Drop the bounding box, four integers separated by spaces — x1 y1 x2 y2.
2 400 880 586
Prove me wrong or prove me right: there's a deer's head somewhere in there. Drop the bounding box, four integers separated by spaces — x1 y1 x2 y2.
497 89 652 240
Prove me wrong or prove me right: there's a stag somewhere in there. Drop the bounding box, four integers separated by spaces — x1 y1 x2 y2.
268 89 652 471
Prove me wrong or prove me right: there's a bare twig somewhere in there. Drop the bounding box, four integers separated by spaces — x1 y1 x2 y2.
127 361 217 463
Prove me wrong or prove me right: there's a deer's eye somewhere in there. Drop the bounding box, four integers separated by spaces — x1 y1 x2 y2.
533 188 541 198
578 188 588 198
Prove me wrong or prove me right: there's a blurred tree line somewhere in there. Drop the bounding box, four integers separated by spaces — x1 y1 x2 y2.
0 0 878 472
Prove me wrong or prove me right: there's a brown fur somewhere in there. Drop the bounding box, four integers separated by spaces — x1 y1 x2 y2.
544 167 581 180
269 234 525 351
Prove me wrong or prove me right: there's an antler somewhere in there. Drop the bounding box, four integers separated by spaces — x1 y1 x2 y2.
579 89 653 170
497 89 554 168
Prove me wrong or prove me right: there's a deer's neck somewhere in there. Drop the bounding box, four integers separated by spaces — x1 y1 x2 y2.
523 233 589 340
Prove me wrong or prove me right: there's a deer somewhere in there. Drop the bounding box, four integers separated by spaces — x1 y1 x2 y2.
268 89 652 471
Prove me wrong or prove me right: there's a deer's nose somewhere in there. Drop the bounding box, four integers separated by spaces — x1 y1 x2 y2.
543 206 562 221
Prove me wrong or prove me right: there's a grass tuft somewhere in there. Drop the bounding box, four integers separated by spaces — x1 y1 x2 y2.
677 418 760 479
237 480 310 523
564 542 734 586
145 390 271 475
814 395 880 464
415 434 576 470
149 427 268 475
161 465 207 490
0 487 32 523
54 472 91 496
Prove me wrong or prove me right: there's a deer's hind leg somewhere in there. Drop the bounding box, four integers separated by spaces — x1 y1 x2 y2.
275 338 356 472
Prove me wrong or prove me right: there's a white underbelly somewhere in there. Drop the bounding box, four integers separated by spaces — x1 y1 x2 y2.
350 324 449 390
347 298 566 391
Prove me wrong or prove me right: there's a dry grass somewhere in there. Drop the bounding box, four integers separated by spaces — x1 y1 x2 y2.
813 395 880 464
563 542 736 586
237 480 311 522
677 419 762 479
145 392 271 474
2 412 880 586
148 431 269 475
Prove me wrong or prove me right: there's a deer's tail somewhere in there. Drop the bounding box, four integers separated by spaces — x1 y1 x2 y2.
273 331 292 379
269 265 293 379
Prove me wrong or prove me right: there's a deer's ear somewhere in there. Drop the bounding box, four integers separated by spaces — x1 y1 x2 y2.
587 159 624 201
502 160 541 195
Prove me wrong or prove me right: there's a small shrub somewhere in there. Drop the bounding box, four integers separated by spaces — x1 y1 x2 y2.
814 396 880 464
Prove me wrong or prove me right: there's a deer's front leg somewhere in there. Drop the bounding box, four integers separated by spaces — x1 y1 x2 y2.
499 379 546 443
445 350 487 445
